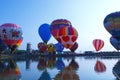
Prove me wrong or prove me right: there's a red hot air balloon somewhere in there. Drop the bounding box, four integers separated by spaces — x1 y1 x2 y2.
93 39 104 51
56 26 78 49
70 42 78 52
94 60 106 73
50 19 72 39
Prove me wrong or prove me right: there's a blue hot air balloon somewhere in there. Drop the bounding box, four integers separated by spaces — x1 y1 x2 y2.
55 42 64 53
38 23 51 43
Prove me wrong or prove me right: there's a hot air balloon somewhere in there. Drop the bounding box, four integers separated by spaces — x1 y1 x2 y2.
47 43 56 54
0 59 21 80
70 42 78 52
93 39 104 51
56 26 78 49
50 19 72 39
38 42 47 53
55 42 64 53
38 23 51 44
94 60 106 73
110 36 120 51
103 11 120 39
0 23 23 53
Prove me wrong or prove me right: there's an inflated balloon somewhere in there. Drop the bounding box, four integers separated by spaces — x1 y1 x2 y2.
38 23 51 43
0 23 23 53
93 39 104 51
38 42 47 53
94 60 106 73
110 36 120 51
70 42 78 52
56 26 78 49
50 19 72 39
103 11 120 39
55 42 64 53
47 43 56 53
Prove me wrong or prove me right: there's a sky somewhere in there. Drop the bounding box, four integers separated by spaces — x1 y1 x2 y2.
0 0 120 53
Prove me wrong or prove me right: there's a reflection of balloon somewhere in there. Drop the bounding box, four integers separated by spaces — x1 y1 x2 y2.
47 43 56 53
38 23 51 43
69 59 79 70
113 60 120 79
47 59 55 69
55 42 64 52
38 42 47 53
0 23 23 53
103 11 120 39
70 42 78 52
56 57 65 70
50 19 72 39
37 58 47 70
38 70 51 80
94 60 106 73
54 66 79 80
0 59 21 80
57 26 78 49
93 39 104 51
110 36 120 50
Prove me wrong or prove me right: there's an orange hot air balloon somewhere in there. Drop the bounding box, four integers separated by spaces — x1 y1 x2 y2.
93 39 104 51
94 60 106 73
56 26 78 49
50 19 72 39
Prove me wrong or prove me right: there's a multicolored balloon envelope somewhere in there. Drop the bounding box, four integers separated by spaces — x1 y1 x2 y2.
50 19 72 39
103 11 120 39
70 42 78 52
56 26 78 49
38 42 47 53
94 60 106 73
47 43 56 53
110 36 120 51
38 23 51 43
0 23 23 53
93 39 104 51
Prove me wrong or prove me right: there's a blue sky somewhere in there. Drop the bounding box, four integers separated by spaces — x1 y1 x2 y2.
0 0 120 52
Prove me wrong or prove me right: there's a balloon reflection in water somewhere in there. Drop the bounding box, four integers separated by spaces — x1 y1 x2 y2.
37 58 47 70
94 60 106 73
54 66 80 80
0 59 21 80
47 58 56 69
69 59 79 70
56 57 65 70
38 70 51 80
113 60 120 79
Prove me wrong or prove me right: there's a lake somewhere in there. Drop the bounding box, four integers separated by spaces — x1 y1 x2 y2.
0 55 119 80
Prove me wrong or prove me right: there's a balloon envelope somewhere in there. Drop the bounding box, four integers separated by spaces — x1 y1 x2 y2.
38 23 51 43
56 26 78 49
110 36 120 50
38 42 47 53
70 42 78 52
50 19 72 39
55 42 64 52
93 39 104 51
103 11 120 39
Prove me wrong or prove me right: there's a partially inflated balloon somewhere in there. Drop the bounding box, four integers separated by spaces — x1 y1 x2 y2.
0 23 23 53
55 42 64 52
103 11 120 39
56 26 78 49
47 43 56 53
93 39 104 51
38 23 51 43
110 36 120 51
70 42 78 52
50 19 72 39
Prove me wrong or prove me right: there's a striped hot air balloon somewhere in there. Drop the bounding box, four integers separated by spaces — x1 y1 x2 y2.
93 39 104 51
94 60 106 73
